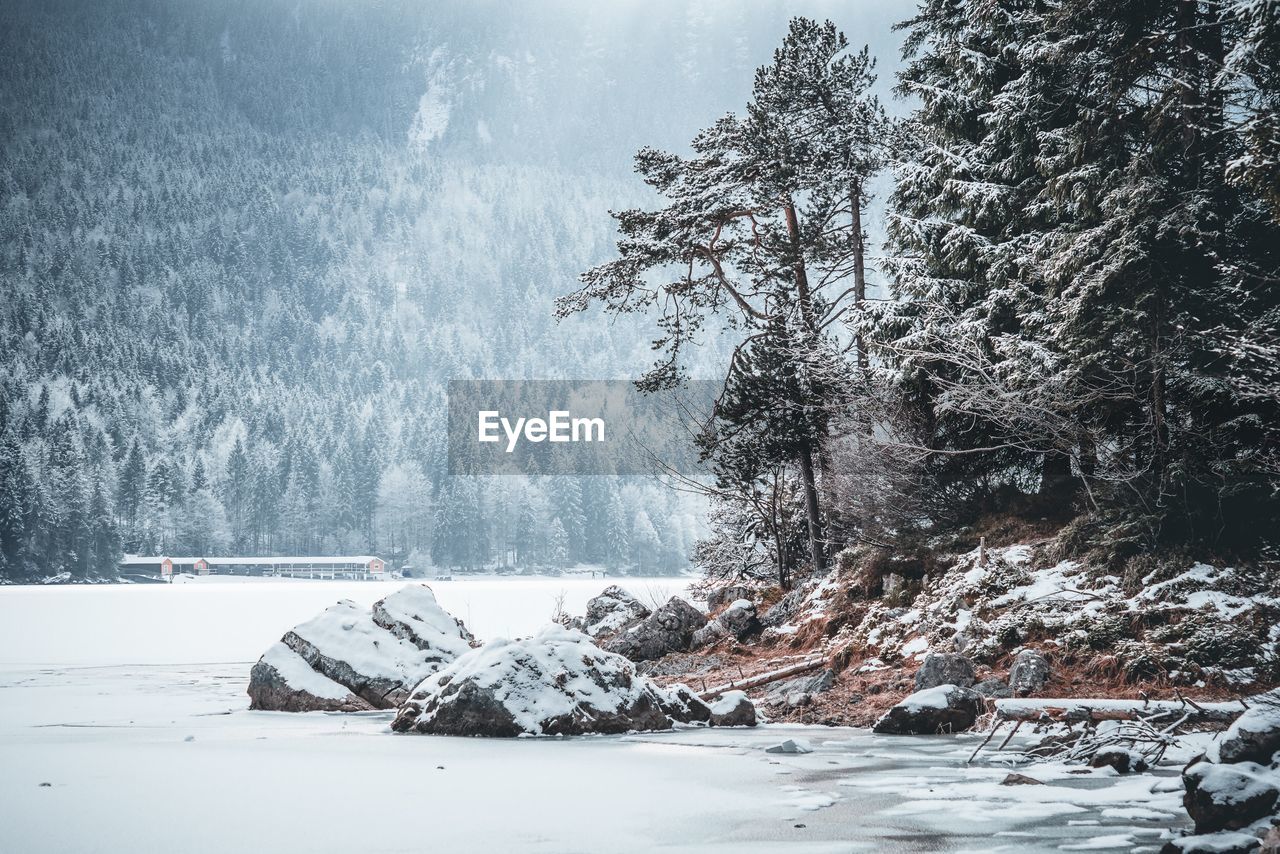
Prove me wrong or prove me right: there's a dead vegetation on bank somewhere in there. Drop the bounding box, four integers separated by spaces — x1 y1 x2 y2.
652 535 1279 727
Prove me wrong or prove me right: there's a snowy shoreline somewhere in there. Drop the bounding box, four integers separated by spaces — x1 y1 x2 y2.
0 581 1212 853
0 658 1198 853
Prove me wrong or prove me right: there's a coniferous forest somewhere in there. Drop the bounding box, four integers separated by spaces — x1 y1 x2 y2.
2 0 1277 585
0 0 829 579
564 2 1280 587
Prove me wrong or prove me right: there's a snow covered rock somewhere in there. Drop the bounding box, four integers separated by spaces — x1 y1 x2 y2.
1161 831 1265 854
656 683 713 724
392 625 676 737
707 690 758 727
583 585 651 638
247 642 374 713
765 738 813 754
1090 747 1149 774
1183 760 1280 834
1218 692 1280 765
706 585 752 611
604 597 707 662
872 684 985 735
717 599 760 640
371 585 475 657
1008 649 1051 697
914 653 976 690
248 585 474 712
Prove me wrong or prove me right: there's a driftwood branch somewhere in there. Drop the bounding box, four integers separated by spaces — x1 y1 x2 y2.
699 656 826 700
992 698 1245 726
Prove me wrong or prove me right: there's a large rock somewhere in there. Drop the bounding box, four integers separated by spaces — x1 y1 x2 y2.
246 642 374 712
372 585 475 656
690 620 730 649
657 683 713 724
392 625 675 736
761 587 806 628
1183 760 1280 834
1218 693 1280 765
706 585 753 611
873 684 986 735
717 599 760 640
249 585 473 712
707 690 759 727
604 597 707 662
1008 650 1051 697
766 668 836 707
584 585 651 638
914 653 976 690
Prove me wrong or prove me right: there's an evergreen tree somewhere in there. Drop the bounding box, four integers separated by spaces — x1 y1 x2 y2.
548 516 570 570
563 17 889 574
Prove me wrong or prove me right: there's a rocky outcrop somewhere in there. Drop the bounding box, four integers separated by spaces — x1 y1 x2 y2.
392 625 674 736
248 585 473 712
1183 760 1279 834
583 585 651 638
1163 689 1280 852
391 625 753 736
872 684 985 735
1008 650 1051 697
914 653 976 691
1218 693 1280 766
691 598 763 648
604 597 707 662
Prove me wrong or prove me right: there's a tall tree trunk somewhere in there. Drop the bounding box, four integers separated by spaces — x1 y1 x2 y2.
798 447 824 572
783 198 826 573
851 181 867 370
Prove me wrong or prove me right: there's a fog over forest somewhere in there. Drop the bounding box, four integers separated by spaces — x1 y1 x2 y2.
0 0 907 579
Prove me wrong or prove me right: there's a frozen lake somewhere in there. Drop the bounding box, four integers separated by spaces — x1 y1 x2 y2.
0 578 1192 852
0 575 696 666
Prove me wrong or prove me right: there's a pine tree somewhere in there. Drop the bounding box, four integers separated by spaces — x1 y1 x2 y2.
223 437 249 547
880 0 1280 555
604 491 631 572
548 516 569 570
0 432 33 573
562 17 889 574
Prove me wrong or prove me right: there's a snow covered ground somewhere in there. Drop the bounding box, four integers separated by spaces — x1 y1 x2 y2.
0 579 1196 852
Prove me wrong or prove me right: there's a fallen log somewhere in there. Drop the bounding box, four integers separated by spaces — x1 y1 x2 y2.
992 697 1245 725
700 656 826 701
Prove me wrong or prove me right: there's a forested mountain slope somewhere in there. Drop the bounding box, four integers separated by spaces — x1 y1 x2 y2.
0 0 891 579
